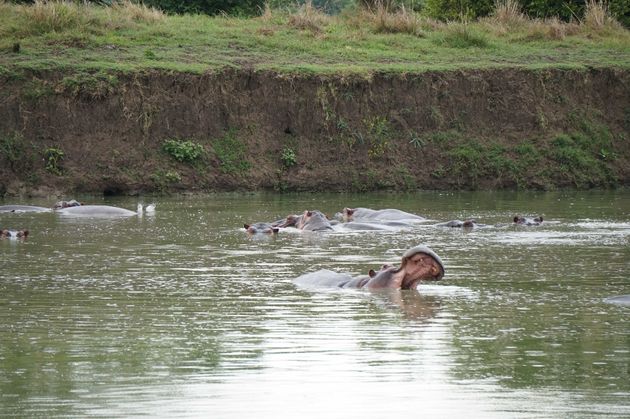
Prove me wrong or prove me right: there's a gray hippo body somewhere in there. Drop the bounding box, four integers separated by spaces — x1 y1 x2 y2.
342 207 425 222
56 205 138 217
244 222 279 235
0 205 51 213
604 295 630 307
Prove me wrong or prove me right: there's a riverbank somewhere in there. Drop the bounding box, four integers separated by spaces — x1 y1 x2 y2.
1 2 629 196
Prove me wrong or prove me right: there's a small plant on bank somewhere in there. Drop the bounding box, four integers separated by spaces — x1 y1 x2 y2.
281 147 297 168
212 130 251 174
162 138 204 163
43 146 64 175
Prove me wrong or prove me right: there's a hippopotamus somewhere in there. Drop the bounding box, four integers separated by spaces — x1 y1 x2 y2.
513 215 543 226
340 207 425 223
604 295 630 307
0 205 51 213
52 200 82 209
436 219 486 228
293 245 445 290
244 222 279 235
296 210 334 231
0 229 29 239
56 204 144 218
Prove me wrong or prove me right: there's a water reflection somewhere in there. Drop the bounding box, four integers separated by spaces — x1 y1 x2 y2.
1 191 630 418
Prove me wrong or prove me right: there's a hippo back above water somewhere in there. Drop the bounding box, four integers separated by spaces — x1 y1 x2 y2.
342 208 425 223
0 205 51 213
56 205 139 217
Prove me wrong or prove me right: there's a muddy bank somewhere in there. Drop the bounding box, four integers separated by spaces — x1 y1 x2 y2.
1 67 629 197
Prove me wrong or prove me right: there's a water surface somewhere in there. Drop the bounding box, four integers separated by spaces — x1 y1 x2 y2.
1 191 629 418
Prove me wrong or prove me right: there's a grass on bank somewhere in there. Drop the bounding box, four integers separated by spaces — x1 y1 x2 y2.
0 0 629 74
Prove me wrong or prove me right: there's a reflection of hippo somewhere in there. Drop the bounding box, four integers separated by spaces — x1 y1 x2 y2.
0 205 51 213
0 229 29 239
56 204 141 217
341 207 425 223
513 215 543 226
604 295 630 307
294 245 445 290
244 222 279 235
437 219 485 228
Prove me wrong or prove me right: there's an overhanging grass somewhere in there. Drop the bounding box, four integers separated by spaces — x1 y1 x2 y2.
0 1 629 75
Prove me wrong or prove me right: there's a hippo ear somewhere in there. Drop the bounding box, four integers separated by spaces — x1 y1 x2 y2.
306 211 312 216
347 208 355 215
244 224 250 230
272 228 279 234
513 216 520 223
536 216 543 222
368 269 377 277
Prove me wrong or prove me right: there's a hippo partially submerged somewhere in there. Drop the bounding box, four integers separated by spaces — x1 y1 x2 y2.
294 245 445 290
244 222 279 235
56 203 154 218
275 210 333 231
0 205 51 213
513 215 543 226
437 219 485 228
0 229 29 239
340 207 425 223
603 295 630 307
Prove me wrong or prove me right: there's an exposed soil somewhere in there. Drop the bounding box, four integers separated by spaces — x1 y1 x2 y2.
1 67 629 197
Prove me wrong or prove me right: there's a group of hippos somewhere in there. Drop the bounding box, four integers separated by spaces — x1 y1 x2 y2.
244 207 544 291
0 200 155 240
244 207 543 235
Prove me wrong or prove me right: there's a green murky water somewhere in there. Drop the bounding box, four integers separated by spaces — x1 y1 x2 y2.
1 191 629 418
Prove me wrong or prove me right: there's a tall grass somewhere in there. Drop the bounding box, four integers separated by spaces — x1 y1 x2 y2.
492 0 525 26
584 0 620 30
287 1 330 33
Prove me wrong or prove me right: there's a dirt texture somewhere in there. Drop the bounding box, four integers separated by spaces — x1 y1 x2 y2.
0 67 629 197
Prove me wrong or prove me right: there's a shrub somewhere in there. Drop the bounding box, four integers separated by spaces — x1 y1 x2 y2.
281 147 297 168
212 130 251 174
162 138 204 163
43 146 64 175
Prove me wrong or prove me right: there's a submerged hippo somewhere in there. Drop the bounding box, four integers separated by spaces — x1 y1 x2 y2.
294 245 445 290
341 207 425 223
0 205 51 213
513 215 543 226
0 229 29 239
436 219 487 228
604 295 630 307
244 222 279 235
56 203 145 218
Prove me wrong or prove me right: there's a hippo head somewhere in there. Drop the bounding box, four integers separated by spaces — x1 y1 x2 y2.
462 219 476 228
274 214 301 228
342 208 356 222
296 210 329 230
513 215 543 226
244 223 279 235
398 245 445 289
53 200 82 209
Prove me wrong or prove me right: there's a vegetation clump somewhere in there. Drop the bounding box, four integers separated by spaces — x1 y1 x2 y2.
162 138 205 163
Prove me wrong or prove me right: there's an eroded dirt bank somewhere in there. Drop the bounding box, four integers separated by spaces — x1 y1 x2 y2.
1 67 629 197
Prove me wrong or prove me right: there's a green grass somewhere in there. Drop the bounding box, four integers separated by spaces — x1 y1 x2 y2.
0 1 629 75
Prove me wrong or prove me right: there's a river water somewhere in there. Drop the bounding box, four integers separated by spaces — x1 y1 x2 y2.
1 191 629 418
